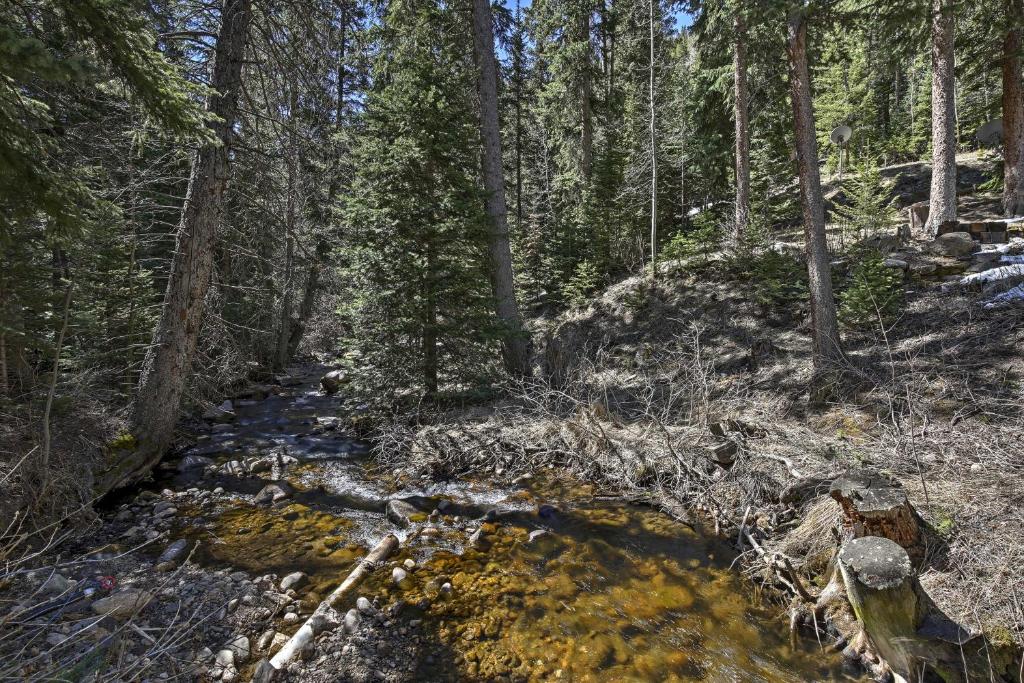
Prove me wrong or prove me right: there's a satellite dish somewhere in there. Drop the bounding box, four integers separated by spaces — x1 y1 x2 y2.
830 125 853 145
976 119 1003 147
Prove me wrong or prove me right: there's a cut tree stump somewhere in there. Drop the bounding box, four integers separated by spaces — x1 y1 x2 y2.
907 201 929 239
838 536 985 683
829 469 921 552
839 536 923 681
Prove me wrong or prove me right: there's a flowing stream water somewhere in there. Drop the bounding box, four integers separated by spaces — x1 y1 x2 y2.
161 367 863 682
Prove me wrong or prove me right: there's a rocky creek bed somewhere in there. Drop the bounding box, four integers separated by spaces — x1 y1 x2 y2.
1 368 866 682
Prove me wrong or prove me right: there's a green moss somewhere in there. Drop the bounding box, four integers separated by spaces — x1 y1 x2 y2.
107 431 137 451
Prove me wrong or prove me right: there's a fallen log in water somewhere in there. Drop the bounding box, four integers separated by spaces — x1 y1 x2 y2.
252 534 400 682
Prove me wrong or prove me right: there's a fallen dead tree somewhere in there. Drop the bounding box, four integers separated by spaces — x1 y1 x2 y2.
252 534 400 682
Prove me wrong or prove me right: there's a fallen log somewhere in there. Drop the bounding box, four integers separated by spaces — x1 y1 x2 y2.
252 534 400 682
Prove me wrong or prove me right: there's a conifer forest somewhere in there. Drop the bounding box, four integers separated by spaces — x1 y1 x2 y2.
3 1 1024 681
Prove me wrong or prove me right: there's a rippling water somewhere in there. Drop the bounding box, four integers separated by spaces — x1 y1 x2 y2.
164 368 863 682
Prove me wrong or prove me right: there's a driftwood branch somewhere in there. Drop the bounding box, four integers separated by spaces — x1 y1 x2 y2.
253 534 400 682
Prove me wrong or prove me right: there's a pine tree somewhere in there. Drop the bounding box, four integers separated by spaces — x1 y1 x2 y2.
340 0 500 397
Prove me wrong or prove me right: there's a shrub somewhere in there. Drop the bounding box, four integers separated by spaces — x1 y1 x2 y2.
838 250 903 329
561 259 602 308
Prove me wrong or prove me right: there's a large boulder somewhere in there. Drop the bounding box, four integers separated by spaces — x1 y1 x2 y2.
930 232 978 258
320 369 349 394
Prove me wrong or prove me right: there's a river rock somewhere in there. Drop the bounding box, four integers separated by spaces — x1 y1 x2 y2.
320 369 349 394
356 596 373 613
179 455 214 472
386 499 418 528
158 539 189 566
92 589 151 620
537 503 558 519
223 635 250 664
221 666 239 683
39 573 70 595
269 632 289 656
930 232 979 257
280 572 307 591
204 400 236 423
392 567 408 585
215 649 235 668
254 482 294 506
344 608 360 633
527 529 549 544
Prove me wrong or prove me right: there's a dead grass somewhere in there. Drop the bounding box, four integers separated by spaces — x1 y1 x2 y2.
375 259 1024 651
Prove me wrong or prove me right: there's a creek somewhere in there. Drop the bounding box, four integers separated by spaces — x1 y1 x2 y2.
160 367 863 681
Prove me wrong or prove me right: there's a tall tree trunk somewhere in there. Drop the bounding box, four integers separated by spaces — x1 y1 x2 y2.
927 0 957 235
287 245 326 358
108 0 252 494
1003 0 1024 216
648 0 657 272
423 240 438 396
470 0 529 377
787 9 843 384
276 86 299 371
733 3 750 243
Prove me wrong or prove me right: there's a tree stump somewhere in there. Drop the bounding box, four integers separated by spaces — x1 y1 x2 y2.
907 201 929 239
839 536 923 682
830 469 921 552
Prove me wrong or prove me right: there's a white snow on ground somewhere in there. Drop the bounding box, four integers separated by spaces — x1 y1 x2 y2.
984 283 1024 309
959 264 1024 286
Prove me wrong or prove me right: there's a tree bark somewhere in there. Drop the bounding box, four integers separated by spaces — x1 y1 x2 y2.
109 0 252 494
786 9 844 383
733 3 750 243
275 86 299 371
648 0 657 273
927 0 957 235
1003 0 1024 217
830 469 922 552
470 0 529 377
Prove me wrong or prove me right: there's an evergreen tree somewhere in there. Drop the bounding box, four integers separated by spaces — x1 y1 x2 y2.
340 0 499 397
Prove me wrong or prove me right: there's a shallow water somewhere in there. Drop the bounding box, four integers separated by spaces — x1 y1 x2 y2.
164 368 863 682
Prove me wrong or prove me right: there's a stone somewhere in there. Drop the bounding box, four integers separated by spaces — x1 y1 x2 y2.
930 232 979 258
223 635 250 664
178 455 214 472
257 630 276 652
391 567 408 585
203 400 236 423
279 572 307 591
45 632 68 646
39 573 70 595
157 539 189 566
344 608 360 633
403 558 415 570
269 632 289 656
283 612 299 623
386 499 419 528
537 503 558 519
254 482 294 506
91 589 151 621
320 369 349 394
215 649 235 669
883 258 908 269
221 666 239 683
526 529 548 544
356 596 373 613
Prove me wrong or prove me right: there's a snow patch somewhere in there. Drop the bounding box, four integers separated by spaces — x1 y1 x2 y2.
983 284 1024 309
